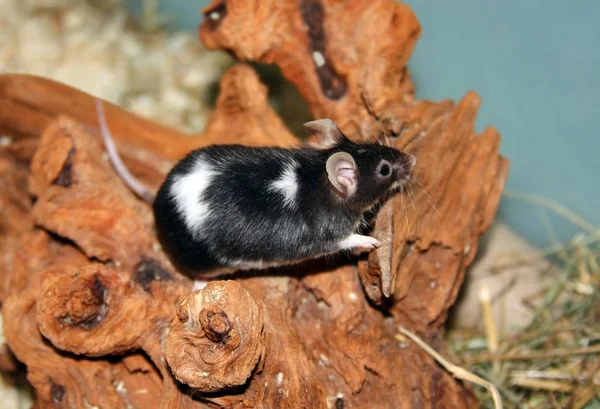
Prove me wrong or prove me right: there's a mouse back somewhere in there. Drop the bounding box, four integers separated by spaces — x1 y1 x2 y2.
152 144 359 269
152 119 414 276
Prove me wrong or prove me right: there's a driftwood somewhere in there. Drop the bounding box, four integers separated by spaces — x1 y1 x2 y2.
0 0 508 408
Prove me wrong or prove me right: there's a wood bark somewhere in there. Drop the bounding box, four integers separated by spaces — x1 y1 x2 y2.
0 0 508 408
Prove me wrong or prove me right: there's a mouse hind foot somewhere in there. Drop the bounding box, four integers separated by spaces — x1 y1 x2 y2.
192 279 211 291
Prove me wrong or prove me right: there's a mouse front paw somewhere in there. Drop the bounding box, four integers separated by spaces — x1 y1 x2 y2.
339 234 382 254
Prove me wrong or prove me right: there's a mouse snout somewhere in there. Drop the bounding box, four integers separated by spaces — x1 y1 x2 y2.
408 154 416 167
392 152 416 177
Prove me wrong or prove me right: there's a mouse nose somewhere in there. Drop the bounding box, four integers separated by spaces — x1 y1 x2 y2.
408 154 416 167
396 153 416 169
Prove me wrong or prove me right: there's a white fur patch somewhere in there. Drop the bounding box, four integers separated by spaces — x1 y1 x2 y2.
227 259 266 269
338 234 382 250
220 258 289 270
269 161 298 209
170 158 216 233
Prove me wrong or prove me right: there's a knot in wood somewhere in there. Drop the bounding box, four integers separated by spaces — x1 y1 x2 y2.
37 263 154 356
200 308 231 343
176 298 189 322
60 275 106 329
164 280 265 392
50 381 66 404
134 258 173 292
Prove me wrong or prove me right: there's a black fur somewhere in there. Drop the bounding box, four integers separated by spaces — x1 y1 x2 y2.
153 134 413 277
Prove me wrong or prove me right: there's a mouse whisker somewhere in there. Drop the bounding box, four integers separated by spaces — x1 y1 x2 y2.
373 134 384 146
383 129 391 148
379 123 391 148
406 182 421 234
360 90 391 147
406 182 417 212
406 166 427 177
400 186 411 236
411 179 441 216
408 169 436 186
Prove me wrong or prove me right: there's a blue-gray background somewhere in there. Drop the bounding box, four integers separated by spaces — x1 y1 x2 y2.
125 0 599 250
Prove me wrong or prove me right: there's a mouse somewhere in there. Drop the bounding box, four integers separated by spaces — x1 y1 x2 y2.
95 99 415 284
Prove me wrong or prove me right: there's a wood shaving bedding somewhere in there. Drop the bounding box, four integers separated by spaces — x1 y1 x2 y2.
0 0 233 133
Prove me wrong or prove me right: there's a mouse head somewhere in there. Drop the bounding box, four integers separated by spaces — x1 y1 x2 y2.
304 119 416 209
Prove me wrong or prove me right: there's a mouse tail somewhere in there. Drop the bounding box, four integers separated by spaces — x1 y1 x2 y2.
95 99 155 203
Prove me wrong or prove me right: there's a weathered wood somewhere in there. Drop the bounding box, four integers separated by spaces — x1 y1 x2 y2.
0 1 508 407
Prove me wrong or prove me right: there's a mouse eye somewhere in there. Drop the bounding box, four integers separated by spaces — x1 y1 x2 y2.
378 161 391 177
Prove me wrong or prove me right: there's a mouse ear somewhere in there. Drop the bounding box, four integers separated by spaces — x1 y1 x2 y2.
303 119 345 148
326 152 358 198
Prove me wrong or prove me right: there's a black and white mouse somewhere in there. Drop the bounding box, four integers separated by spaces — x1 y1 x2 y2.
96 100 415 280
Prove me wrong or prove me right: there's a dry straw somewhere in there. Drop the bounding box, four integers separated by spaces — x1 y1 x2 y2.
449 190 600 409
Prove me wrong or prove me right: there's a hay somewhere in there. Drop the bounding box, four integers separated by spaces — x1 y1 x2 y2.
399 327 504 409
448 191 600 409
